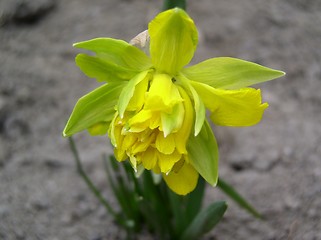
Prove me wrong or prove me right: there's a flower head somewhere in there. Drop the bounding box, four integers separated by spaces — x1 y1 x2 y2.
63 8 284 195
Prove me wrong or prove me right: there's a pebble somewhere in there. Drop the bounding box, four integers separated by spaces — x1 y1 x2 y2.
4 116 30 139
0 0 56 25
26 197 50 211
0 204 10 218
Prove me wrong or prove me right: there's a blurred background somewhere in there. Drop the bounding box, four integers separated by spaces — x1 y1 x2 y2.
0 0 320 239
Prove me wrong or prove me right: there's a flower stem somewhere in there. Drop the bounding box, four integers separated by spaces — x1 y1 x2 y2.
163 0 186 11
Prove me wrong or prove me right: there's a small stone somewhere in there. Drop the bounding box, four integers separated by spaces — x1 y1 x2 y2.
0 0 56 25
27 197 50 211
284 196 300 209
0 205 10 217
44 158 63 169
4 116 30 139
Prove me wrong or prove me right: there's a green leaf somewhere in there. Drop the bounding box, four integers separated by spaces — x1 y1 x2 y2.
185 177 206 225
182 57 285 89
217 178 262 218
187 120 219 186
63 82 125 137
74 38 152 70
75 54 138 82
180 201 227 240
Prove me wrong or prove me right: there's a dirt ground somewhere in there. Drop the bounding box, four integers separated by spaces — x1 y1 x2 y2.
0 0 320 239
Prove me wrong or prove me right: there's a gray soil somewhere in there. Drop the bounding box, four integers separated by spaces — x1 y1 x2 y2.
0 0 320 239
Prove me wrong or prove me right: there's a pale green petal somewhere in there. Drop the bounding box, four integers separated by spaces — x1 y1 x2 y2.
63 82 126 137
191 81 268 126
182 57 285 89
74 38 152 70
148 8 198 74
187 120 219 186
177 74 205 136
161 102 184 137
118 70 150 118
75 54 138 82
163 162 199 195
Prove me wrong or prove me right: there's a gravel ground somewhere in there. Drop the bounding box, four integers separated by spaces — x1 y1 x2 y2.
0 0 320 239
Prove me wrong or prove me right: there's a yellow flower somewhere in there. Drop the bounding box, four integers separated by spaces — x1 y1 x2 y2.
63 8 284 195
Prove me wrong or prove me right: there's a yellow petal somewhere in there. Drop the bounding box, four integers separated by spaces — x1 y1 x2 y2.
149 8 198 74
191 81 269 126
155 133 176 154
174 87 193 154
141 147 158 170
145 74 182 112
158 151 182 173
163 162 199 195
87 122 109 136
126 76 149 111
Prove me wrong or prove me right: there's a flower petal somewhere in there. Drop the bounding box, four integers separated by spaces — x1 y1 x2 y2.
161 102 184 137
178 74 205 136
87 122 109 136
174 86 193 154
182 57 285 89
156 133 176 155
187 120 219 186
163 162 199 195
158 151 182 173
74 38 152 71
148 8 198 74
75 54 138 82
191 81 268 126
141 147 158 170
63 82 126 137
118 70 150 118
145 74 183 112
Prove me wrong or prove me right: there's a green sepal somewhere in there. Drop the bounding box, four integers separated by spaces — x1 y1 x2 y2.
75 54 138 82
63 82 126 137
182 57 285 89
180 201 227 240
74 38 152 71
187 120 219 186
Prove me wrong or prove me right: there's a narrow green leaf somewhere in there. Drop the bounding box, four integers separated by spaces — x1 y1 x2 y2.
180 201 227 240
63 82 125 137
182 57 285 89
168 190 186 236
185 177 206 225
217 178 262 218
187 120 219 186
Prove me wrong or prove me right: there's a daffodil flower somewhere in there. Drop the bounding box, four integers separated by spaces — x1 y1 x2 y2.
63 8 284 195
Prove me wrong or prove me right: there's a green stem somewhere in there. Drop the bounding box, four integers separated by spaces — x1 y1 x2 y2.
163 0 186 11
68 137 122 222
